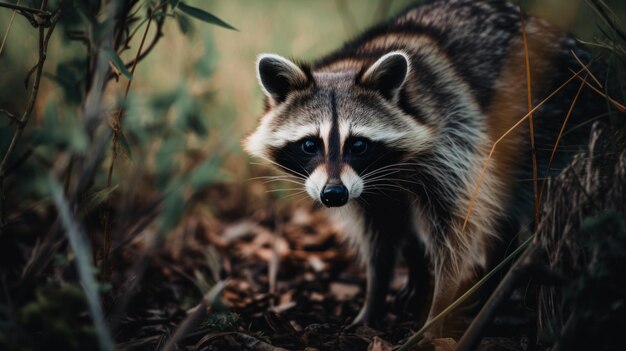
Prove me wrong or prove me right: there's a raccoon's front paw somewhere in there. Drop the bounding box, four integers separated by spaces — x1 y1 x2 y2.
393 283 419 315
349 306 383 329
349 307 369 328
419 323 444 345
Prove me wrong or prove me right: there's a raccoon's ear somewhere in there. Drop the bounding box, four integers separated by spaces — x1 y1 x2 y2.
358 51 410 100
256 53 312 104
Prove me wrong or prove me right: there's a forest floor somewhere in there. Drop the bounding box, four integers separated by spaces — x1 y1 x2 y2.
112 183 536 351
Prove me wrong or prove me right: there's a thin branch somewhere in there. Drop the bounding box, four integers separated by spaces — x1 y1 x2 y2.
518 1 540 226
106 5 167 83
162 281 227 351
0 9 60 230
455 243 542 351
0 1 49 15
0 109 21 127
569 68 626 113
0 1 53 28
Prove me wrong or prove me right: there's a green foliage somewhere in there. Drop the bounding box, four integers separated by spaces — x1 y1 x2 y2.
105 48 133 80
0 0 236 349
51 59 86 105
202 312 240 331
176 12 194 35
15 284 98 351
176 2 238 31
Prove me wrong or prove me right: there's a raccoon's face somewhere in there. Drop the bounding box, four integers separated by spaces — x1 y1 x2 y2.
244 52 434 207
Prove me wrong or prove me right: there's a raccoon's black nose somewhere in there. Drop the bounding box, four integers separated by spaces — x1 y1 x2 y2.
320 184 349 207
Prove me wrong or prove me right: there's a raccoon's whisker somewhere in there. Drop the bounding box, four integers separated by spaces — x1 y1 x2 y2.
365 182 419 192
253 177 305 185
362 162 422 174
356 196 371 207
361 169 413 182
364 177 425 187
358 151 396 177
362 169 413 181
362 185 411 203
364 179 422 196
250 156 309 180
265 188 305 193
261 178 305 186
367 183 412 192
280 191 308 200
362 169 417 182
282 153 312 177
250 175 302 181
360 163 421 179
293 195 312 205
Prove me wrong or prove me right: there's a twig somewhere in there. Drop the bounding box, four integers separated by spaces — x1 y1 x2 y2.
568 68 626 113
455 243 542 351
0 1 49 15
0 1 53 28
0 8 61 232
518 1 540 226
571 50 603 89
106 4 166 83
229 333 290 351
162 281 227 351
0 109 20 126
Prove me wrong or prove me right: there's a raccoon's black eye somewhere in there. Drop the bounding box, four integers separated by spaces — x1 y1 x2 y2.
349 139 368 155
301 139 319 155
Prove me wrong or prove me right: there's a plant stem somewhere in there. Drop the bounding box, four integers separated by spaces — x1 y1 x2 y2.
0 8 60 233
455 243 541 351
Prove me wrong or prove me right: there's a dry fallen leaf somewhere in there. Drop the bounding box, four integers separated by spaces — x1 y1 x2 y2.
431 337 457 351
367 336 394 351
329 282 360 301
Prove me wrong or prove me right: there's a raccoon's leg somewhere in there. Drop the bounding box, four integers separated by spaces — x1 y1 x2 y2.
424 258 476 339
351 231 399 327
394 235 431 325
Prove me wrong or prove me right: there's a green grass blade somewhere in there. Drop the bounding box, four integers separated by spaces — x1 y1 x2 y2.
49 176 116 351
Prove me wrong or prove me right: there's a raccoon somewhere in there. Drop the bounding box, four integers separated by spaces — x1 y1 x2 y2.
244 0 603 336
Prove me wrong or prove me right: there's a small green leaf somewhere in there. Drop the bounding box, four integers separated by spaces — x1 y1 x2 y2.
177 2 237 31
189 158 221 190
78 185 119 218
160 191 186 232
176 13 194 35
104 48 133 80
117 132 132 160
